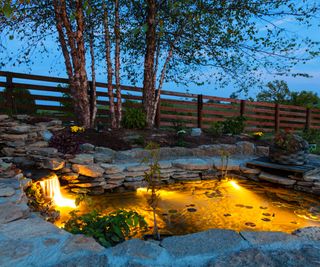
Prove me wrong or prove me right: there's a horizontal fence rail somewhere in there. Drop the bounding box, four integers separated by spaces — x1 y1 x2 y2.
0 71 319 132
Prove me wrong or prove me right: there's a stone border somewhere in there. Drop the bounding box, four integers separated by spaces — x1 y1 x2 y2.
0 174 320 266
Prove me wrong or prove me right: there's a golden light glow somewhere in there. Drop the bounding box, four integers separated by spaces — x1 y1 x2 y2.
229 180 241 190
40 174 76 208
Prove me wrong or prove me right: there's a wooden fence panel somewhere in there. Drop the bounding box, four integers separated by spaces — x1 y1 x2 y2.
0 71 318 132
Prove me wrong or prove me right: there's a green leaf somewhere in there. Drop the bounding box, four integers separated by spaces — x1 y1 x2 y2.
3 3 13 18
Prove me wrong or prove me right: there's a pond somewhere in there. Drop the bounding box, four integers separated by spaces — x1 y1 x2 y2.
55 178 320 235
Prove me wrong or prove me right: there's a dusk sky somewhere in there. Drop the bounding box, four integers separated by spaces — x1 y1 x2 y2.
0 7 319 100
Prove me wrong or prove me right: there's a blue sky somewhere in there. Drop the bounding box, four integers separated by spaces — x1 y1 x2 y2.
0 11 319 100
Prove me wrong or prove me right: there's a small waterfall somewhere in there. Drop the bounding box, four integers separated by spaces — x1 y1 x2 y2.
40 173 76 208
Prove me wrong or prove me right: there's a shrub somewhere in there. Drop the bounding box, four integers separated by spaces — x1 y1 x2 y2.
223 116 246 135
122 108 146 129
63 210 148 248
208 116 246 137
301 129 320 144
49 127 83 154
208 121 224 137
0 87 36 114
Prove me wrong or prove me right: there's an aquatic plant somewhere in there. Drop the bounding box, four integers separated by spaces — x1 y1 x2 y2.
143 142 161 240
63 210 147 248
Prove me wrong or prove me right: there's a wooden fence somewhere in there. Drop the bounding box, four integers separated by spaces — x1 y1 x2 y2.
0 71 319 132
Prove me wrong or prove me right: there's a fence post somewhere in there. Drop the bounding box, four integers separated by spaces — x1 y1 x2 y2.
197 94 203 128
155 90 161 128
305 108 311 130
240 100 246 116
275 103 280 133
5 72 15 115
88 81 94 119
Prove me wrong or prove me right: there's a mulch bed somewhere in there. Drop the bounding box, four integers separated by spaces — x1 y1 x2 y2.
77 128 271 151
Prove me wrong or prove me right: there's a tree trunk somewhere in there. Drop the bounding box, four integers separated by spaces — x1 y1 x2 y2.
114 0 122 128
142 0 157 128
53 0 91 128
103 2 117 129
89 27 97 128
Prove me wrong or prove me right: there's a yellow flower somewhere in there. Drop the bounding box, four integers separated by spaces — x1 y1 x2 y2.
70 126 85 133
253 131 263 137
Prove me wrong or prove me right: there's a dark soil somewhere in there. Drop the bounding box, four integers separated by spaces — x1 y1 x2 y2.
77 128 271 151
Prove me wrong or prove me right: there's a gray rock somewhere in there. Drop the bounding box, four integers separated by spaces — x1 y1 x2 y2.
100 163 123 174
94 146 115 156
240 165 261 175
125 176 144 182
236 141 255 155
27 141 48 148
80 143 95 152
0 203 29 224
240 231 298 246
191 128 202 137
172 158 211 171
5 140 26 147
72 164 104 178
161 229 248 258
70 154 94 165
0 115 9 121
94 153 113 163
26 147 58 157
259 172 296 186
6 125 33 134
292 226 320 241
159 161 172 169
41 158 65 171
0 185 15 197
111 238 168 265
2 134 29 141
125 164 149 172
256 146 269 156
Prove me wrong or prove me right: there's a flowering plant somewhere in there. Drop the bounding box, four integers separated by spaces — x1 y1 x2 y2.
70 126 85 133
274 131 308 153
252 131 264 139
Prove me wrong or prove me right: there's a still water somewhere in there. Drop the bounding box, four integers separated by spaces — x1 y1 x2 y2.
56 179 320 235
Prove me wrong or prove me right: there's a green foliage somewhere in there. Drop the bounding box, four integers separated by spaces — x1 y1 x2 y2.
63 210 147 248
142 142 161 240
223 116 246 135
176 129 187 147
290 91 320 108
301 129 320 144
208 121 224 137
208 116 246 137
257 80 291 104
0 87 36 115
257 81 320 108
122 108 146 129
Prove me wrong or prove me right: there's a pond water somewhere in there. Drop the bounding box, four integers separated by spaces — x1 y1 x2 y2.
55 178 320 235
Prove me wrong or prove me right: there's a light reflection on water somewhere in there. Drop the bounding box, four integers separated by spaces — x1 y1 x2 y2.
56 179 320 235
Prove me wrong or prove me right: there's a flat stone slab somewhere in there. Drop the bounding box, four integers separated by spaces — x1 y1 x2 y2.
160 229 248 258
0 184 15 197
172 158 211 171
292 227 320 241
259 172 296 186
72 164 104 178
240 231 298 246
247 157 318 175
